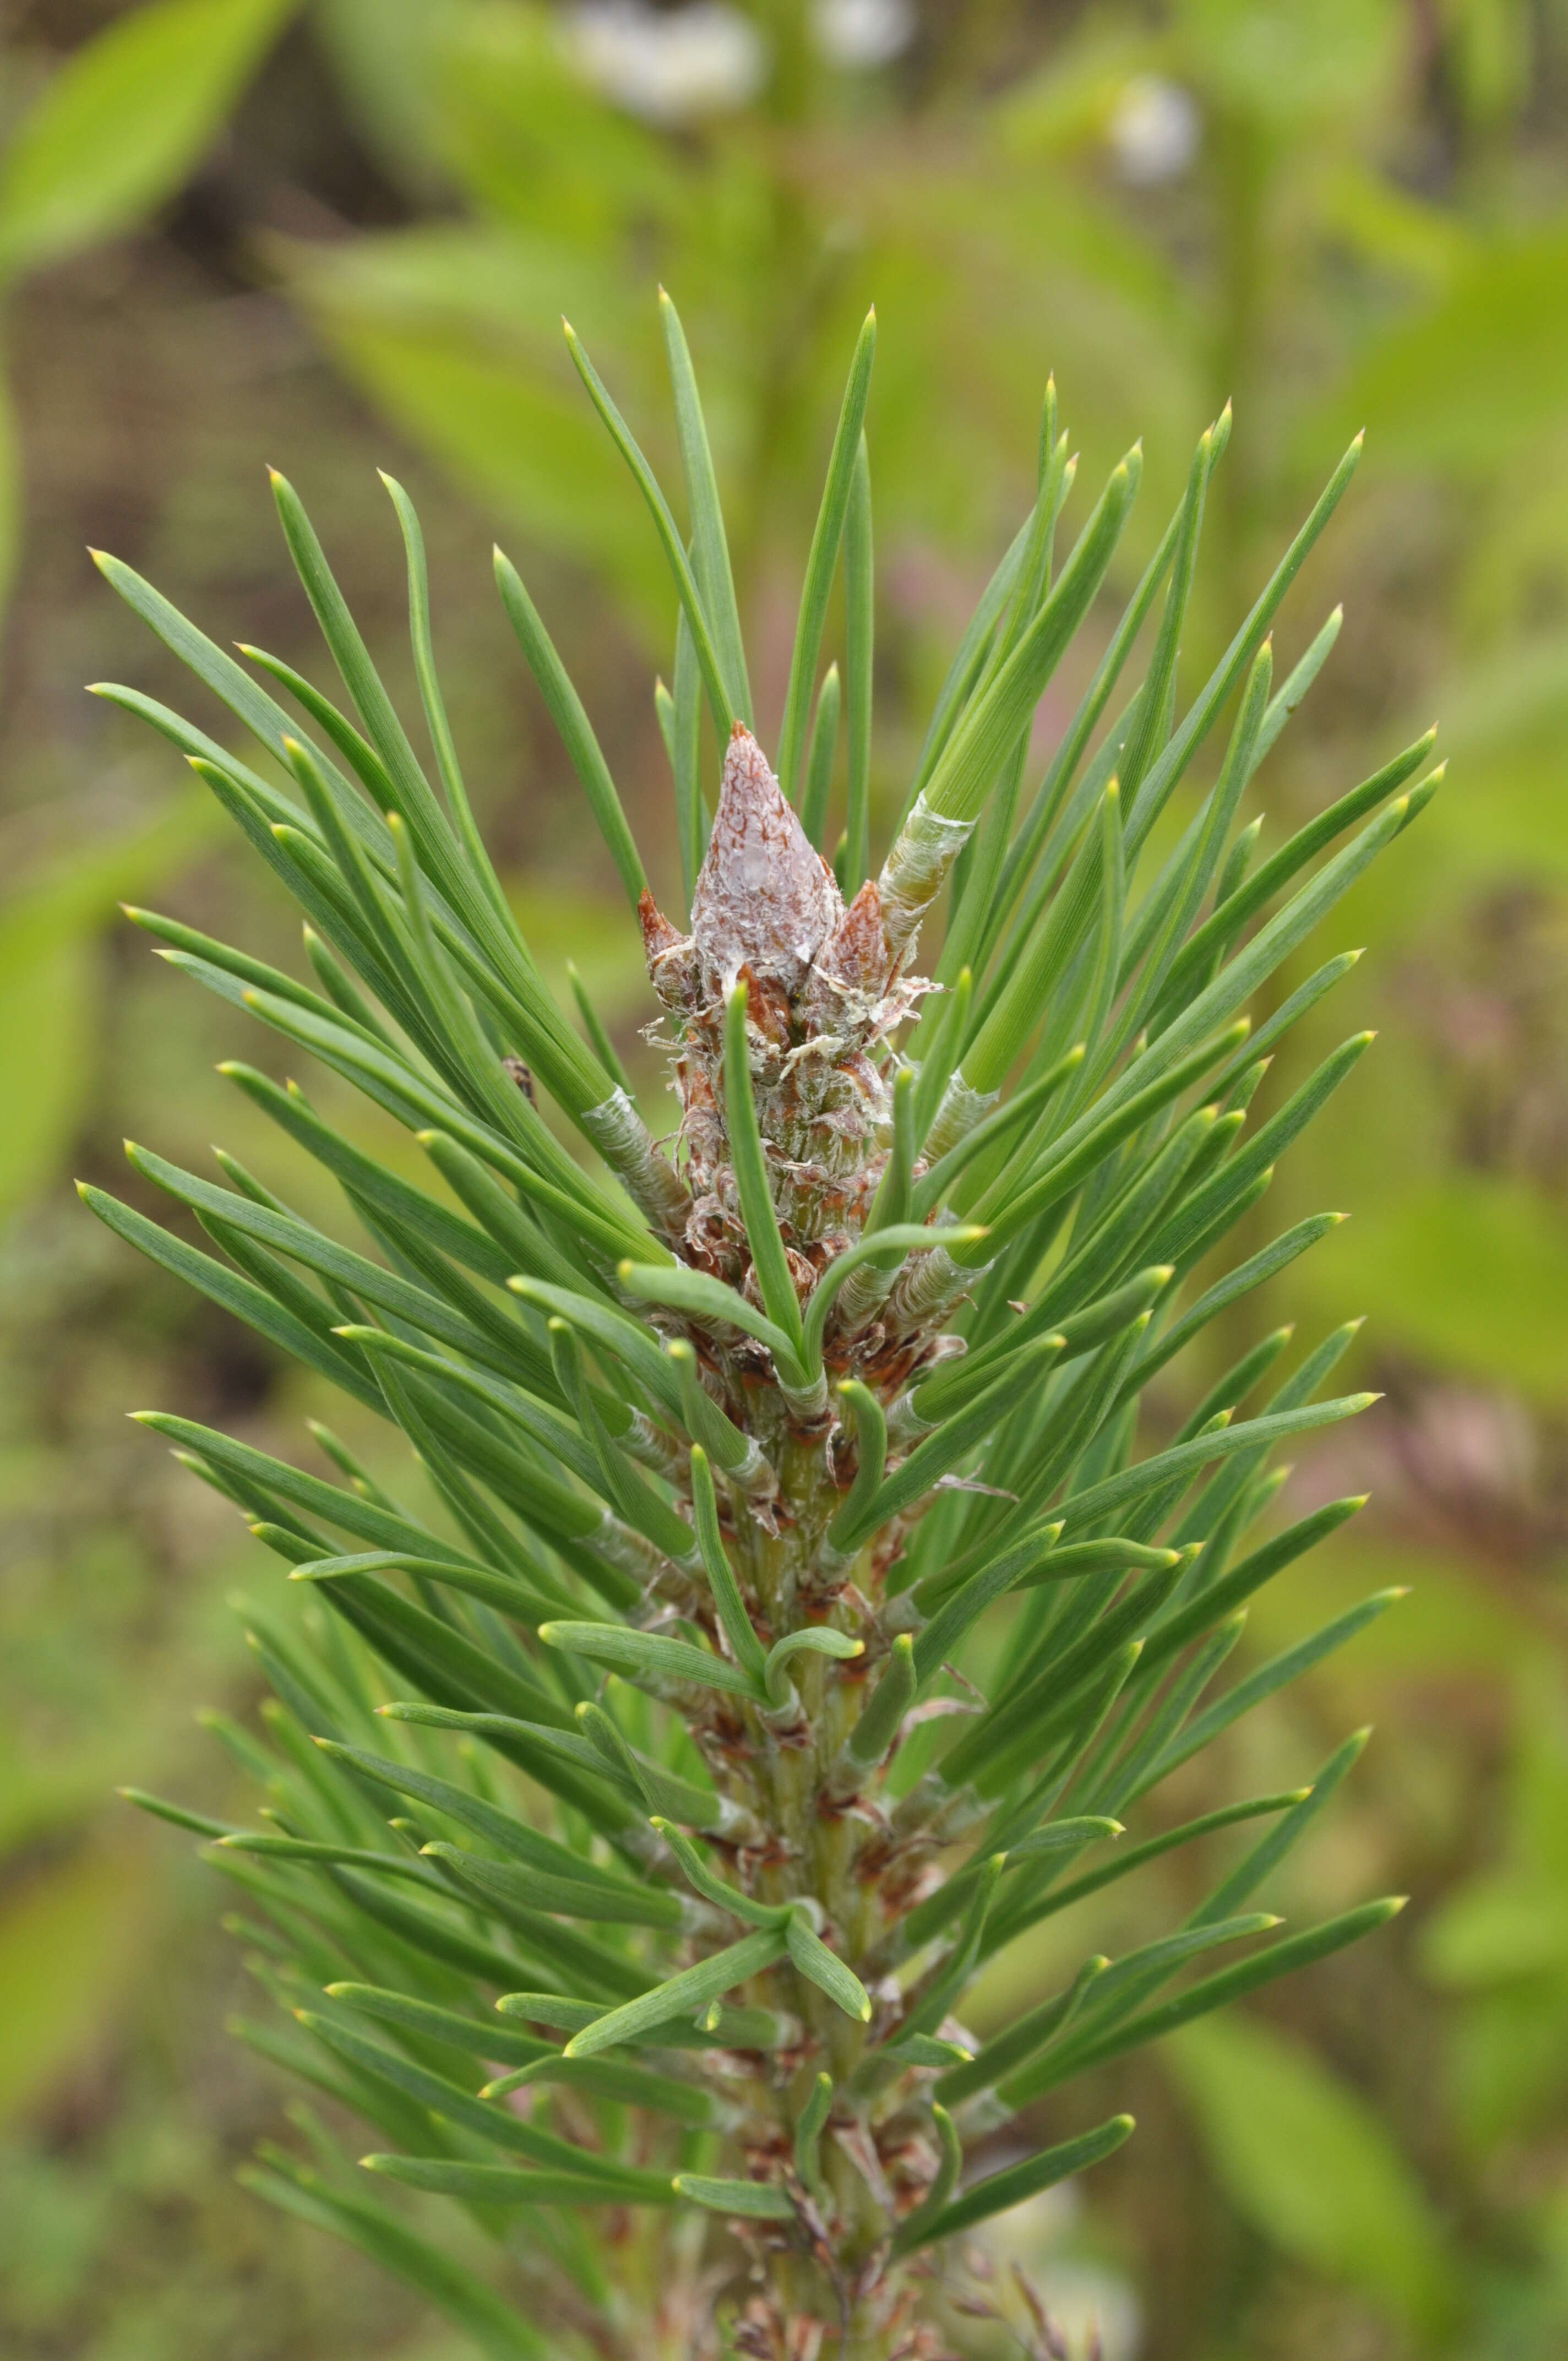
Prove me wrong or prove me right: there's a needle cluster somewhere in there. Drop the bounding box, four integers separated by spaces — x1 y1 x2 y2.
99 296 1431 2360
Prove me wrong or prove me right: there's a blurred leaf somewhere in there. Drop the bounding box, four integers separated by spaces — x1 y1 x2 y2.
311 0 462 197
1512 1673 1568 1885
1400 744 1568 904
1178 0 1402 122
1422 1875 1568 1988
1337 226 1568 465
1418 1678 1568 2150
1423 1675 1568 1990
1243 1536 1538 1683
0 0 299 284
1445 1973 1568 2152
0 359 18 622
999 26 1163 157
1437 634 1568 770
0 795 215 1220
1455 430 1568 644
436 0 683 238
290 230 668 628
1447 0 1533 132
1317 160 1474 287
0 792 213 935
0 1848 153 2124
1167 2012 1455 2331
0 930 96 1229
282 217 626 335
1316 1176 1568 1403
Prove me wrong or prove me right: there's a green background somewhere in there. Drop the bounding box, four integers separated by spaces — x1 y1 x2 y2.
1 2 1566 2355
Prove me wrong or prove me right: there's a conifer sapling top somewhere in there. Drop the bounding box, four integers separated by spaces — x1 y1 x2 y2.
95 295 1434 2360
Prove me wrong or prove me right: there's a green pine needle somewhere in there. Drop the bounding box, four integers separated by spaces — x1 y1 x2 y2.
95 319 1433 2351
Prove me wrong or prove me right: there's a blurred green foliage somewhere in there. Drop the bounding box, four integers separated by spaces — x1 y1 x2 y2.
1167 2011 1456 2336
0 1 1566 2356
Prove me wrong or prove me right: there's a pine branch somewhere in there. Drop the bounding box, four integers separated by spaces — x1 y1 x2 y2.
97 302 1433 2360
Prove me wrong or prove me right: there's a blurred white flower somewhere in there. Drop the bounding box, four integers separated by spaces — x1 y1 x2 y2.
1108 74 1201 187
814 0 914 70
570 1 767 124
